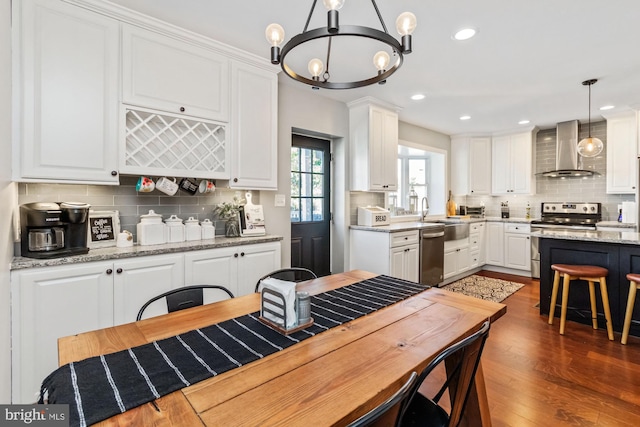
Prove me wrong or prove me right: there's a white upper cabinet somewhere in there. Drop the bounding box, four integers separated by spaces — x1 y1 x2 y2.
121 24 229 122
492 129 537 195
349 98 399 191
451 136 491 195
605 111 638 194
229 60 278 190
13 0 120 184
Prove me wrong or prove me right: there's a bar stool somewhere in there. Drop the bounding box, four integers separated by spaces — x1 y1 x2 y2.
548 264 614 340
622 273 640 345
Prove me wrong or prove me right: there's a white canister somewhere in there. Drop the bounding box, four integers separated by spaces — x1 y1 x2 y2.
201 219 216 239
184 217 201 241
137 210 166 246
165 214 185 243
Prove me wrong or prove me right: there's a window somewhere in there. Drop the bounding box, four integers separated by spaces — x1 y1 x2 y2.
391 143 446 217
291 146 326 222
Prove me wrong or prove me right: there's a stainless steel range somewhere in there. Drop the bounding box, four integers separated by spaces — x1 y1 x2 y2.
530 202 602 278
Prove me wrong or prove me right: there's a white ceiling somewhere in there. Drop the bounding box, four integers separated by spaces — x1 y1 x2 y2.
108 0 640 135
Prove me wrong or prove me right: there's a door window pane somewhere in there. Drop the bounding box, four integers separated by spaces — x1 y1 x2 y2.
291 172 300 196
291 146 326 223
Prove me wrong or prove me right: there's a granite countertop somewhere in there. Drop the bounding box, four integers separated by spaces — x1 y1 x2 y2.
532 229 640 245
350 216 531 233
11 234 284 270
596 221 636 229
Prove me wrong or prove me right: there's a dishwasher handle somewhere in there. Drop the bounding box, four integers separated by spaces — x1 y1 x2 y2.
421 231 445 238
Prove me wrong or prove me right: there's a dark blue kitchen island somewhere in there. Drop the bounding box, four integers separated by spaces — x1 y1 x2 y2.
536 229 640 339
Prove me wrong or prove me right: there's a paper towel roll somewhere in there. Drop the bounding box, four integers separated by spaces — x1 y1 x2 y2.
622 201 636 224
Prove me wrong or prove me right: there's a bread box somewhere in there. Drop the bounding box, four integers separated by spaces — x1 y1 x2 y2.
357 206 390 227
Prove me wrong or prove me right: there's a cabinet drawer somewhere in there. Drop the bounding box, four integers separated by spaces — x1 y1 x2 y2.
390 231 419 248
469 234 481 252
470 222 485 233
505 223 530 234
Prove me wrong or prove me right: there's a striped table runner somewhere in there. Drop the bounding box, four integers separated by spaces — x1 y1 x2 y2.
40 275 429 427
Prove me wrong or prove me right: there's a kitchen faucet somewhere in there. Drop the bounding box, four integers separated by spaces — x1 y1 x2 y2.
421 197 429 221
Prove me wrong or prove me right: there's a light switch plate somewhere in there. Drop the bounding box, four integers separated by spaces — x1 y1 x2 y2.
275 194 286 207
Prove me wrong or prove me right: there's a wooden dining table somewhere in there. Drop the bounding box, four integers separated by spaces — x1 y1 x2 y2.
58 270 506 426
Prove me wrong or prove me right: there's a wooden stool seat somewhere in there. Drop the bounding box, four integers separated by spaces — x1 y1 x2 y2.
622 273 640 345
548 264 614 340
551 264 608 278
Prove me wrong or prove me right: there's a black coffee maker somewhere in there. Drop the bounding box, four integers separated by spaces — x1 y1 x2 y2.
20 202 91 259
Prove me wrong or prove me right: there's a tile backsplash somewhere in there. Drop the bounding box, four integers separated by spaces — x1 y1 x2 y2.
17 176 258 242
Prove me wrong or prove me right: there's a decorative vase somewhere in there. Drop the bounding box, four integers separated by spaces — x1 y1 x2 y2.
225 218 240 237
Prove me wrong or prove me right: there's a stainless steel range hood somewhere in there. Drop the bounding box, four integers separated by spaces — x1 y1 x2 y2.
541 120 599 177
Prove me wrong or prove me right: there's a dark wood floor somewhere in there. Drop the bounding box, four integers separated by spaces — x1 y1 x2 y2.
473 270 640 426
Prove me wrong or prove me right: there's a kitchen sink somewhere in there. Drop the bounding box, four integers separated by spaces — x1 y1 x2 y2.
443 222 469 241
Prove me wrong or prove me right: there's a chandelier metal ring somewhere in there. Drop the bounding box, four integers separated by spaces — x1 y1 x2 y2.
279 25 404 90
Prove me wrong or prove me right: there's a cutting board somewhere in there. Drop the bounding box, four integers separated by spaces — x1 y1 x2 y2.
446 191 457 216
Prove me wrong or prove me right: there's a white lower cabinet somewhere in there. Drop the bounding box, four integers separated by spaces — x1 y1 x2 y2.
11 242 280 403
485 222 505 266
390 244 420 283
11 261 114 403
504 224 531 271
350 230 419 281
184 242 282 297
112 254 185 325
444 239 470 280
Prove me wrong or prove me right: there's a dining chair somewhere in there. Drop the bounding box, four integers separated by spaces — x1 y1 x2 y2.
254 267 318 292
136 284 234 321
346 372 418 427
399 320 491 427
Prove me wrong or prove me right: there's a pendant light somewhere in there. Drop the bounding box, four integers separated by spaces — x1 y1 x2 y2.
577 79 604 157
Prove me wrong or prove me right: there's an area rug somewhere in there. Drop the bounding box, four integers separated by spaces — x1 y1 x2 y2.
442 275 524 302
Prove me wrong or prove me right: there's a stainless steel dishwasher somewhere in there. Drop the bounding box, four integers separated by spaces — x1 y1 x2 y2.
420 224 445 286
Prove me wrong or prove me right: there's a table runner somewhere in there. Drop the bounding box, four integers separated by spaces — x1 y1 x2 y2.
39 275 429 426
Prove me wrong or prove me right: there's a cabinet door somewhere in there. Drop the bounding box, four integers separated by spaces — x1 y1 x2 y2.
16 0 119 183
184 246 239 297
11 262 113 403
606 112 638 194
491 136 510 194
122 24 229 121
390 246 406 279
485 222 504 266
230 61 278 189
381 108 399 191
450 137 470 196
469 137 491 194
405 245 420 282
477 224 486 264
113 254 185 324
456 247 470 274
509 133 532 194
443 248 457 279
237 242 282 296
504 233 531 270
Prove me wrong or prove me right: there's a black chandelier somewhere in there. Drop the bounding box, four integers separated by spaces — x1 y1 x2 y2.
266 0 416 90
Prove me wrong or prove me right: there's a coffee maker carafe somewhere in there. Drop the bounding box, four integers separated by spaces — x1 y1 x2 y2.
20 202 91 259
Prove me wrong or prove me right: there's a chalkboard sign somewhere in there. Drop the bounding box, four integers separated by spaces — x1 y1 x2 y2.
87 210 120 248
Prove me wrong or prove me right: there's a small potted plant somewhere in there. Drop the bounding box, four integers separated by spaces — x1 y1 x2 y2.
214 195 244 237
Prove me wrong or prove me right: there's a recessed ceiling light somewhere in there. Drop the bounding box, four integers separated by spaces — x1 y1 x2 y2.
518 120 530 125
599 105 615 111
411 94 425 101
459 115 471 121
453 28 477 41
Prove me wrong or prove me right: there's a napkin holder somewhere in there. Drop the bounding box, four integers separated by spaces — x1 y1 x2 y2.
259 288 313 335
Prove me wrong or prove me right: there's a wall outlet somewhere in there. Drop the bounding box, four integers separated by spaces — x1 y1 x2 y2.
275 194 286 207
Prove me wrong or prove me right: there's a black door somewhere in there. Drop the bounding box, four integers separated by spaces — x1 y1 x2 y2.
290 135 331 277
